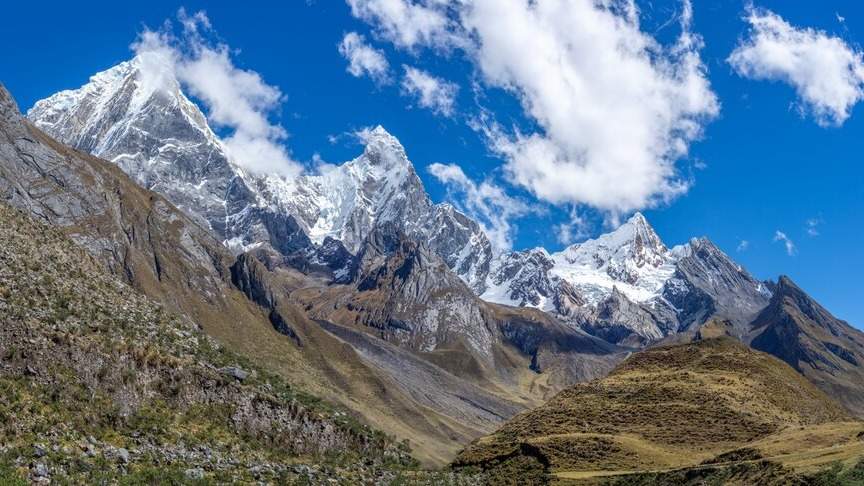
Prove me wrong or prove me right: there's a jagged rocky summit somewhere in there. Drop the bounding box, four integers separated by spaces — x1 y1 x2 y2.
28 54 493 293
483 213 772 345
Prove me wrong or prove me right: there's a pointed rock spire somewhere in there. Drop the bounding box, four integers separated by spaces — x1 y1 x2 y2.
357 125 412 171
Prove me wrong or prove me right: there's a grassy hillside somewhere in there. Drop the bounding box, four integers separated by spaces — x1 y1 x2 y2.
453 336 863 485
0 202 424 483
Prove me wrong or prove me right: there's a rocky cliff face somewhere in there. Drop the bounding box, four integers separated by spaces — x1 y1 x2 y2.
749 276 864 417
290 223 624 388
0 81 241 329
667 237 772 334
27 55 246 240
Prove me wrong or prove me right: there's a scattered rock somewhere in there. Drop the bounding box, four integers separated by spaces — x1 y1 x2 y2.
219 366 249 381
33 444 46 458
32 462 49 478
115 447 129 464
185 467 205 480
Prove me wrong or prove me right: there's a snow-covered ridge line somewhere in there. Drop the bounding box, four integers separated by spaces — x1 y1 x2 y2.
26 55 494 292
27 54 771 347
482 212 681 308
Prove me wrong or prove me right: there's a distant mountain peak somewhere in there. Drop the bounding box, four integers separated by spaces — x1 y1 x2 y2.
776 274 803 294
562 212 668 267
355 125 412 174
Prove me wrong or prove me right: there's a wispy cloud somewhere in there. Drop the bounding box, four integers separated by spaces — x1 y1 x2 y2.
428 162 532 252
806 217 822 236
132 9 301 178
729 6 864 126
401 66 459 117
554 208 590 245
339 32 390 84
773 230 797 256
737 239 750 252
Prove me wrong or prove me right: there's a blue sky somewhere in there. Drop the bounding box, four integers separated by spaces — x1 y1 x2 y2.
1 1 862 328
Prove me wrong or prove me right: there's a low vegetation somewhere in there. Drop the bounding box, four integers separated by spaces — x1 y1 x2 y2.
453 336 863 485
0 202 426 483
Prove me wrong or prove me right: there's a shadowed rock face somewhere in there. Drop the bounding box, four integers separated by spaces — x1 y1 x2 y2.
293 223 624 386
750 276 864 417
669 238 772 334
0 82 240 327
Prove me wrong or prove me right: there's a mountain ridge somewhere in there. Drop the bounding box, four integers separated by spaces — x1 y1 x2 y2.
453 335 861 484
27 58 775 350
27 56 495 294
4 82 625 466
750 275 864 416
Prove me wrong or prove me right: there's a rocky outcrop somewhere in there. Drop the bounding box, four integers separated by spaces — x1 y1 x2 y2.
669 237 771 335
750 276 864 417
580 288 678 346
294 224 624 390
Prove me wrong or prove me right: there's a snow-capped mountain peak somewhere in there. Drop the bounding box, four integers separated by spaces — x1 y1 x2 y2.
549 212 676 304
560 212 668 270
482 213 678 309
28 55 238 237
358 126 409 166
28 64 495 290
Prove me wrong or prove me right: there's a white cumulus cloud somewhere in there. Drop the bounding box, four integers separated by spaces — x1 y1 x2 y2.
346 0 719 218
339 32 391 83
729 7 864 127
401 66 459 116
428 162 532 252
132 10 302 178
773 230 796 256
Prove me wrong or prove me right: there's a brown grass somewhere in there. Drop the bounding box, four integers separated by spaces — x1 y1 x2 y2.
454 337 858 482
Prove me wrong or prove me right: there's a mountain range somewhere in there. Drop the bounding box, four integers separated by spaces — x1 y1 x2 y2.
1 50 863 482
25 54 778 349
